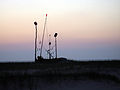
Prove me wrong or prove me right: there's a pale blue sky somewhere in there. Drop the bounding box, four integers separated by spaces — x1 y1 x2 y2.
0 0 120 61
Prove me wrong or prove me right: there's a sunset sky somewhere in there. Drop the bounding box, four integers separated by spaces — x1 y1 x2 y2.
0 0 120 61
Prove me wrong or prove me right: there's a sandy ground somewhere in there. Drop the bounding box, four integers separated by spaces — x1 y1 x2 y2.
0 76 120 90
0 61 120 90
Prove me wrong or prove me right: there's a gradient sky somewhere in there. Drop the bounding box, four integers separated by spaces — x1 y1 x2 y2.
0 0 120 62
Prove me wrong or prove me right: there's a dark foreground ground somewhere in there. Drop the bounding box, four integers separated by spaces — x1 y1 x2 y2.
0 60 120 90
